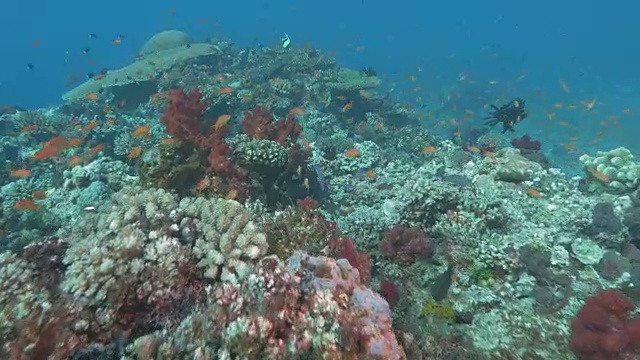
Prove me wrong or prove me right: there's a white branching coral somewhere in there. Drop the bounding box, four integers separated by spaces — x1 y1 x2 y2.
180 196 268 283
61 186 267 306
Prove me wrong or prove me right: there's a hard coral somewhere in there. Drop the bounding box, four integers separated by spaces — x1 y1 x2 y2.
570 289 640 360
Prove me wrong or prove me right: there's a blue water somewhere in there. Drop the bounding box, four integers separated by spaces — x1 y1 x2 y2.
2 0 639 160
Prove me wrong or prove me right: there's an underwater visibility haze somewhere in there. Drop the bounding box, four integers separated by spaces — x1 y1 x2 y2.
2 0 640 359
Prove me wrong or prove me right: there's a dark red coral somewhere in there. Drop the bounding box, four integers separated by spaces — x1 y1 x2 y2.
570 289 640 360
275 113 302 146
242 105 275 140
242 105 302 146
381 225 434 264
328 237 372 284
161 88 208 141
510 134 541 151
160 88 247 182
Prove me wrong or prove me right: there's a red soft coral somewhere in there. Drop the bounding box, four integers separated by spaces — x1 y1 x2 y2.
328 237 372 284
570 289 640 360
275 113 302 146
242 105 275 140
242 105 302 146
161 88 208 141
381 225 434 264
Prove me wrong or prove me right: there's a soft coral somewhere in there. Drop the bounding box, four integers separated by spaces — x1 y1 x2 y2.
161 88 208 141
570 289 640 359
242 105 302 146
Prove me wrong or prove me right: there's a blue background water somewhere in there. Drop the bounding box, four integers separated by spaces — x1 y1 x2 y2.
2 0 638 168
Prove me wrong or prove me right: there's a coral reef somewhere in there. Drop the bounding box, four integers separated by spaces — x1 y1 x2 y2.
7 28 640 360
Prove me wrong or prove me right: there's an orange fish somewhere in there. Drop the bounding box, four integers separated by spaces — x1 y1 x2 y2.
525 187 542 199
32 40 41 47
288 107 305 116
21 124 38 133
31 145 62 161
421 145 436 155
31 191 46 200
344 148 360 158
68 155 83 167
10 169 31 178
342 102 353 113
86 144 105 159
128 146 143 160
161 138 176 145
85 92 99 101
132 124 151 138
560 79 570 93
81 121 98 132
363 169 376 179
213 114 231 132
584 98 597 111
587 167 610 183
218 87 234 94
14 199 41 211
